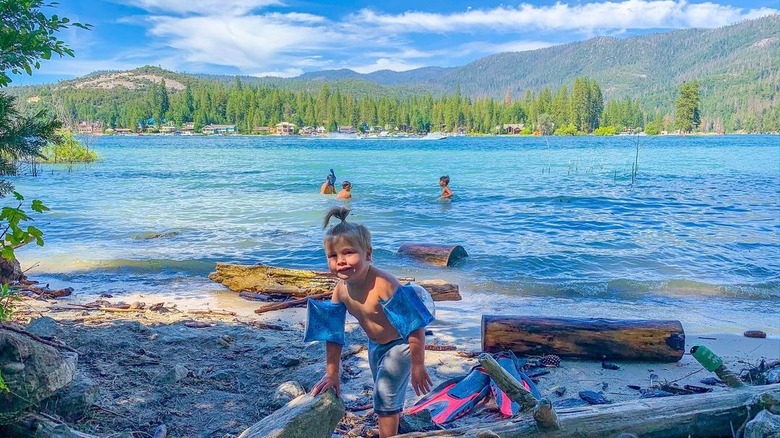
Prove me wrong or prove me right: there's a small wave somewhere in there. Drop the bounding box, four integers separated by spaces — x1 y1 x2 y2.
462 278 779 300
34 258 218 276
132 230 182 240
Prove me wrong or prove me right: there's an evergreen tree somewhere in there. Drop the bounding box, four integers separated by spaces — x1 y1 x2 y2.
674 81 701 133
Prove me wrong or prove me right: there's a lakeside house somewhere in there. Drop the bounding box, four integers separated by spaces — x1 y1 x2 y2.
274 122 296 135
498 123 525 134
337 125 356 134
179 122 195 135
160 123 177 134
114 128 133 135
202 124 236 135
75 121 104 135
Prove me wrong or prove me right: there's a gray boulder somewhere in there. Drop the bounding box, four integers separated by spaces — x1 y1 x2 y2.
0 327 77 424
238 389 344 438
272 381 307 409
41 371 99 421
745 409 780 438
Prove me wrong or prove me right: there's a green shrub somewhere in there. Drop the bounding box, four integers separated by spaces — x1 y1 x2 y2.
41 130 99 163
644 121 661 135
554 123 581 136
593 126 618 136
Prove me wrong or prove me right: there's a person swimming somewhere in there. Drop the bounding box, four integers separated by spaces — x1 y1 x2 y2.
336 180 352 200
321 169 337 194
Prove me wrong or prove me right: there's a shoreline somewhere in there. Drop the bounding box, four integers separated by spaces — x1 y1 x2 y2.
7 290 779 437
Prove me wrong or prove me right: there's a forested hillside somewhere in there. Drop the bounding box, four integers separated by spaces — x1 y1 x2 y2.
8 15 778 133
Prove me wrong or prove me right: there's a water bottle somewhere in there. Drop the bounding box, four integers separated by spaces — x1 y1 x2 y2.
690 345 744 388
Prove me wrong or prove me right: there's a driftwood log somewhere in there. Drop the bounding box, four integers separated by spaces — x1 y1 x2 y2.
254 293 331 314
397 383 780 438
482 315 685 362
397 243 468 267
477 354 560 431
210 263 461 301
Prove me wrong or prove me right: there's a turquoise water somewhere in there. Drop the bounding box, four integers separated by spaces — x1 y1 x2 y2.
9 135 780 334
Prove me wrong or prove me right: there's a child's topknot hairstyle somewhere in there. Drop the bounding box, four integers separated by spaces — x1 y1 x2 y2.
323 207 371 251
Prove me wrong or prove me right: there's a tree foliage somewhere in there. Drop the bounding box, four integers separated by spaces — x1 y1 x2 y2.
0 0 91 86
674 81 701 133
40 129 99 163
0 93 61 194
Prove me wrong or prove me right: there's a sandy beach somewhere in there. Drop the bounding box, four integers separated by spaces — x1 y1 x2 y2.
5 285 778 437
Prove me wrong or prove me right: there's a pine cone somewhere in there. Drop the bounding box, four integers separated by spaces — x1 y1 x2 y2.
540 354 561 367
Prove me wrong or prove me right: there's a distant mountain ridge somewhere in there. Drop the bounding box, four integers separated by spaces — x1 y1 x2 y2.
9 14 778 128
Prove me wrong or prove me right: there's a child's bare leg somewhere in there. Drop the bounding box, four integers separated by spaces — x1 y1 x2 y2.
377 413 400 437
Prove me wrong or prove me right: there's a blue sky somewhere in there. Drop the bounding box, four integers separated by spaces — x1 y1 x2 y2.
11 0 779 85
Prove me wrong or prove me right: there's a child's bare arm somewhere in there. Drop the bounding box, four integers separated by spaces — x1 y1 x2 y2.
311 342 343 396
408 328 432 396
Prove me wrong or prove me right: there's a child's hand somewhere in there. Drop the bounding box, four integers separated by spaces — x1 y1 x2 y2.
411 364 433 396
311 372 340 397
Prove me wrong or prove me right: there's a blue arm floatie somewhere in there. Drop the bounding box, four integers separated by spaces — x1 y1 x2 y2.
380 284 435 340
303 299 346 345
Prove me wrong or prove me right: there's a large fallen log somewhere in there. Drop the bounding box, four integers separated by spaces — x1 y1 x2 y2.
482 315 685 362
397 383 780 438
210 263 461 301
397 243 468 267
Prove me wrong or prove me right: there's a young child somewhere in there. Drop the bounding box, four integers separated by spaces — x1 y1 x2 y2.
336 180 352 200
439 175 453 199
309 207 433 437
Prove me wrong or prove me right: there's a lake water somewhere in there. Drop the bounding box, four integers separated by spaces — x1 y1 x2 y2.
9 135 780 335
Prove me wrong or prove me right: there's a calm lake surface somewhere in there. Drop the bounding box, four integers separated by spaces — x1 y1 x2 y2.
10 135 780 335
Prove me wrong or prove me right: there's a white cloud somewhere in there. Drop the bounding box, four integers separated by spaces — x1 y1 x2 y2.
350 1 779 33
250 68 303 78
123 0 283 16
457 39 557 55
101 0 778 78
349 58 424 74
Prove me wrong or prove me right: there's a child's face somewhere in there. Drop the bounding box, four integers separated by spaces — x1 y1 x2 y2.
439 179 447 187
324 238 371 281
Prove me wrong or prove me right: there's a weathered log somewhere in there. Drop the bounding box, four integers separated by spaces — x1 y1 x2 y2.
417 280 462 301
397 384 780 438
254 293 332 314
482 315 685 362
210 263 461 301
477 354 538 412
478 353 561 431
397 243 468 267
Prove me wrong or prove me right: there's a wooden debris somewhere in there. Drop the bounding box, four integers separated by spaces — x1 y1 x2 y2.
477 353 538 412
397 243 468 267
482 315 685 362
254 292 331 314
239 291 271 301
1 322 79 353
99 307 146 313
396 384 780 438
248 321 285 331
210 263 461 301
188 309 237 316
425 345 457 351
